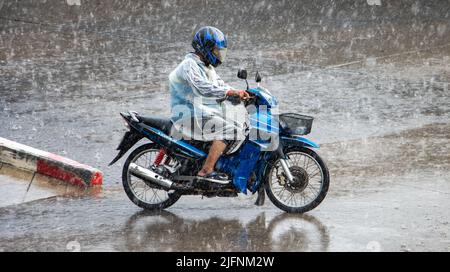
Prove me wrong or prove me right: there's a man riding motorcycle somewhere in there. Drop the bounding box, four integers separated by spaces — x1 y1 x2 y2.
169 26 249 182
111 27 330 214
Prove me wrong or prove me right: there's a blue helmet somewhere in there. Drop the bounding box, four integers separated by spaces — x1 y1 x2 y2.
192 26 228 67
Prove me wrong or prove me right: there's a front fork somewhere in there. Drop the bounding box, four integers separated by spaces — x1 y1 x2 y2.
277 145 294 182
255 144 292 206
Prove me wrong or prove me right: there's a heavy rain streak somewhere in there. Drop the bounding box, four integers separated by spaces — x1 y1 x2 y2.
0 0 449 252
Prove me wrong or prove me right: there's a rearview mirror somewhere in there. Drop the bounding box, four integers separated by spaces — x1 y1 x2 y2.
237 69 248 80
255 71 262 83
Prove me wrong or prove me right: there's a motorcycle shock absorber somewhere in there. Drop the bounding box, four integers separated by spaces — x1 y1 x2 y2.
277 144 294 182
153 148 167 166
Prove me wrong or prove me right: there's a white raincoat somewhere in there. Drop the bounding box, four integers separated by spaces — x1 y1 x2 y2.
169 53 248 141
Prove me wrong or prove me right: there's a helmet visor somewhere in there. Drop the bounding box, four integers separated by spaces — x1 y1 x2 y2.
212 46 228 63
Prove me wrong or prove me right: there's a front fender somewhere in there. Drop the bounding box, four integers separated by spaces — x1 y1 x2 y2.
281 136 320 149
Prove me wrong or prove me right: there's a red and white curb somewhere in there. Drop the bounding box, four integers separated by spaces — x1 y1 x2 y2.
0 137 102 187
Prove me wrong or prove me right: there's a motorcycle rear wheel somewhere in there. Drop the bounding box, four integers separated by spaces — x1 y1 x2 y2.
122 143 181 210
265 146 330 213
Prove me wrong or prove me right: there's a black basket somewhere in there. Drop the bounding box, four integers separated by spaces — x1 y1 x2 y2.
280 113 314 136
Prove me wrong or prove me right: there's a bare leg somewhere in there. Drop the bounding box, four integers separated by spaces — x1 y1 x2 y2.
197 140 227 176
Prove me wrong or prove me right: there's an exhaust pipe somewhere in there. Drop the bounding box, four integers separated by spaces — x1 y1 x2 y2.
129 163 174 190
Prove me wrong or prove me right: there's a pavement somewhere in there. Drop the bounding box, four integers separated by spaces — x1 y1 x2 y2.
0 164 57 208
0 163 100 208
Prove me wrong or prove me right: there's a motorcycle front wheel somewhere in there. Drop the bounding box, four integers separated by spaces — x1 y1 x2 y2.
122 143 181 211
265 146 330 213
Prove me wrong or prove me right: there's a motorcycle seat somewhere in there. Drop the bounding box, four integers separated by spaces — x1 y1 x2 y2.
138 116 173 135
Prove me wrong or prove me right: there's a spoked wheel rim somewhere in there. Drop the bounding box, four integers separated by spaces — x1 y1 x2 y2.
126 149 174 205
269 151 324 209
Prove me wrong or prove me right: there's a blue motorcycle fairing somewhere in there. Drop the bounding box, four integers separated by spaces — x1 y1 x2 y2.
215 141 262 194
249 109 279 135
281 136 320 149
250 152 273 193
247 91 279 152
248 87 278 107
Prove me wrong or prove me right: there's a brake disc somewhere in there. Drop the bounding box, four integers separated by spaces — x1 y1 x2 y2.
285 166 309 193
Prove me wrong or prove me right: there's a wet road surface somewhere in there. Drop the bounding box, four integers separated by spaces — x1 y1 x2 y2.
1 122 449 252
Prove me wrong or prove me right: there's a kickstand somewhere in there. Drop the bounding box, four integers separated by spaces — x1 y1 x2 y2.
254 186 265 206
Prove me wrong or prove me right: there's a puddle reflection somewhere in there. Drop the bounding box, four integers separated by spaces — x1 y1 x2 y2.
119 210 329 251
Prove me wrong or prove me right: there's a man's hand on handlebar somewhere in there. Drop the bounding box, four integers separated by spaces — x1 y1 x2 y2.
226 89 251 100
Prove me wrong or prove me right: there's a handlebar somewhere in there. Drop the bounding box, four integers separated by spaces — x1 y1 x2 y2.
216 91 254 104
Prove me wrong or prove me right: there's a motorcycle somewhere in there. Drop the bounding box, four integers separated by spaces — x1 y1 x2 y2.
109 69 330 213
